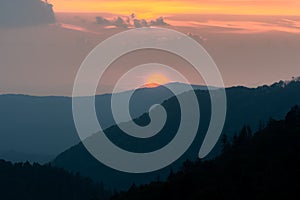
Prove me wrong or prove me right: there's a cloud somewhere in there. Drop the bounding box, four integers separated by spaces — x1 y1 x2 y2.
113 17 128 28
0 0 55 27
149 17 169 26
95 16 110 25
171 16 300 34
133 19 149 28
187 33 207 43
95 14 169 28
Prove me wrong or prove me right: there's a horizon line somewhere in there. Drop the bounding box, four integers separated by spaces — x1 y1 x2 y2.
1 78 299 98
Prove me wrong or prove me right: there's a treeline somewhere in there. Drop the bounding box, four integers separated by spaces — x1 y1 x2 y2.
112 105 300 200
0 160 111 200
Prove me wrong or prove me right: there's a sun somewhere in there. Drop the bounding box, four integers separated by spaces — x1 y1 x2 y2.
144 73 169 88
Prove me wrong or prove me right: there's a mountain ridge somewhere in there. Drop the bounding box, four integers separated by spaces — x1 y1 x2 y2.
52 78 300 190
1 78 299 163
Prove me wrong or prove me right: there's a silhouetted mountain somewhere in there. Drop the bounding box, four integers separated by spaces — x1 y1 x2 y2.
52 79 300 190
0 159 111 200
111 106 300 200
0 94 78 161
0 84 188 162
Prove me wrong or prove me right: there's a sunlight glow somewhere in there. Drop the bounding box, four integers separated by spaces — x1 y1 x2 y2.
145 73 169 88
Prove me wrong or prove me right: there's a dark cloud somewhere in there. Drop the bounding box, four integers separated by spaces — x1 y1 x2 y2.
130 13 136 19
133 19 149 28
95 16 110 25
96 16 128 28
149 17 169 26
113 17 128 28
0 0 55 27
187 32 207 43
95 14 169 28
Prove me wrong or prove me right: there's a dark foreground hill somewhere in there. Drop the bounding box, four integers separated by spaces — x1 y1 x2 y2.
53 79 300 190
0 160 111 200
112 106 300 200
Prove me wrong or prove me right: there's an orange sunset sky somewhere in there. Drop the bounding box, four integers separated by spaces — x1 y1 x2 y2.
52 0 300 17
1 0 300 96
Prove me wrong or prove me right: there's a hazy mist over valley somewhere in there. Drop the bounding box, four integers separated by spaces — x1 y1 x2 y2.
0 0 299 200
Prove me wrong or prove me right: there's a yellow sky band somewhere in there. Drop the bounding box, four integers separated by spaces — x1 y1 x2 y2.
52 0 300 17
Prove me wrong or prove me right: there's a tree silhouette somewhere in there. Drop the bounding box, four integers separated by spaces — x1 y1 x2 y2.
0 160 111 200
112 105 300 200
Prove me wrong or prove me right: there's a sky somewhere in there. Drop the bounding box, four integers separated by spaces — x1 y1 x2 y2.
0 0 300 96
52 0 300 17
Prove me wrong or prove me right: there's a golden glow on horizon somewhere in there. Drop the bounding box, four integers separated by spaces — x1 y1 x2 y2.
145 73 169 88
52 0 300 17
